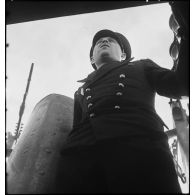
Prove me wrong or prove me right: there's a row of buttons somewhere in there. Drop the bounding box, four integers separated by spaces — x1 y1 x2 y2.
85 74 126 118
114 74 126 110
85 87 95 118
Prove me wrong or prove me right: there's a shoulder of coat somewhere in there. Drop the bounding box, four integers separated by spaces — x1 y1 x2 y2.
131 58 158 67
134 58 152 63
127 59 149 66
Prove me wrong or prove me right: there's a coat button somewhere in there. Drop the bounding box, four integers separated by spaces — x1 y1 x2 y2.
116 92 123 96
88 103 93 108
90 113 95 118
114 105 120 109
119 74 126 78
118 83 125 88
86 96 92 100
86 88 91 92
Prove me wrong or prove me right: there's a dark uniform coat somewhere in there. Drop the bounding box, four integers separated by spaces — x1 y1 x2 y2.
63 58 187 150
56 58 187 193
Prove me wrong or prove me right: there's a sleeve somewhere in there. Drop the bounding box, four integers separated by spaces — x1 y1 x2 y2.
144 58 188 99
174 38 189 95
72 90 83 128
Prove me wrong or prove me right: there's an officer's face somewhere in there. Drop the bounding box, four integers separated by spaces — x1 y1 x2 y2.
91 37 126 67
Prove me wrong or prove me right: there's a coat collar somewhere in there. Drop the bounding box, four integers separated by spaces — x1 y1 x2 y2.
77 60 130 87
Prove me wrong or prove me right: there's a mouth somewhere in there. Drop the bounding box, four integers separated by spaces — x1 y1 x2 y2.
100 44 109 48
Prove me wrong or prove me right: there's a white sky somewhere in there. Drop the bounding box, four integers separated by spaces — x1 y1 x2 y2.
6 3 188 135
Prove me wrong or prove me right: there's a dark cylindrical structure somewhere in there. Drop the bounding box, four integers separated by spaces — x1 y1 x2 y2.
7 94 74 194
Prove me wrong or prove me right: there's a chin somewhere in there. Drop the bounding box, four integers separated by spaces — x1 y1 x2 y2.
99 52 111 59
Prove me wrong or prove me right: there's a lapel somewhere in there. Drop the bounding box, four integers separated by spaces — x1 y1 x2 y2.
77 71 96 83
77 60 129 88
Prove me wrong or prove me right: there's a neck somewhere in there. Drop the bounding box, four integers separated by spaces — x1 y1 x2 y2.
95 59 121 70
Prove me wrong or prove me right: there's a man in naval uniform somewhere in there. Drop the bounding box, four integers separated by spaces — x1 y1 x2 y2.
55 29 188 193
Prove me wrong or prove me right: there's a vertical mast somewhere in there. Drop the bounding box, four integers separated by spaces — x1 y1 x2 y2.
15 63 34 143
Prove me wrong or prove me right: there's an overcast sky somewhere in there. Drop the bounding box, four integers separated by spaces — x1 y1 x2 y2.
4 2 191 193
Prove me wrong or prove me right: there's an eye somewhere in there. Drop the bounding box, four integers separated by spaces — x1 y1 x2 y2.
96 39 103 45
109 38 117 43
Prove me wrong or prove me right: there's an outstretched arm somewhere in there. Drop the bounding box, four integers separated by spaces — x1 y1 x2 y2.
144 56 188 99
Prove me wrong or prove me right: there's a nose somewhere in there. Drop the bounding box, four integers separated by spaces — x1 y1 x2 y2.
101 38 109 43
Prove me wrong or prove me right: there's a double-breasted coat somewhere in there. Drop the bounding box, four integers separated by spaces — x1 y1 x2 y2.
63 58 187 150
